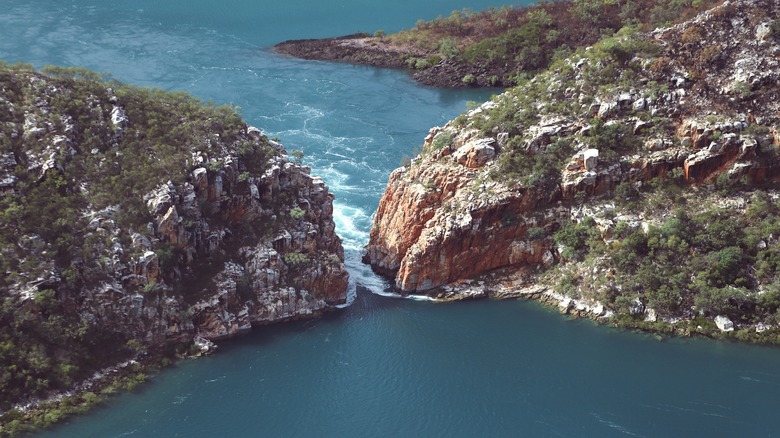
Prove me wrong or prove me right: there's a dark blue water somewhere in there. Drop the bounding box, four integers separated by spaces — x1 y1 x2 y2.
3 1 780 436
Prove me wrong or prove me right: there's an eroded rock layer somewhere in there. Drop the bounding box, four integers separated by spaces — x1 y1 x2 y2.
365 0 780 295
1 69 348 351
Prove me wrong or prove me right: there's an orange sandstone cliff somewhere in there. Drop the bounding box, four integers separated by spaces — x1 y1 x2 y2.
364 0 780 298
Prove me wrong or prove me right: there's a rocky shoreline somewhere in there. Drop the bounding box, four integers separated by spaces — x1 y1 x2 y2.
415 267 780 347
273 34 501 88
0 66 349 433
362 0 780 342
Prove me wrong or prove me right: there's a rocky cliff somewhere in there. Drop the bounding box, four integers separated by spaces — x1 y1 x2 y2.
0 65 347 411
365 0 780 334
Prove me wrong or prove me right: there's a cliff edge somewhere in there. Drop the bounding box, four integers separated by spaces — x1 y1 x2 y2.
0 65 348 415
365 0 780 338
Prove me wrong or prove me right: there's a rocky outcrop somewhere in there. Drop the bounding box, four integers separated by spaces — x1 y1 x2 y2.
273 33 501 88
79 147 348 343
86 153 349 343
364 124 564 292
1 69 348 351
274 34 413 70
364 0 780 295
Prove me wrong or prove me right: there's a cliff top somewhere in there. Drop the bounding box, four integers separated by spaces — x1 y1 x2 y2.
275 0 723 87
364 0 780 343
0 63 347 424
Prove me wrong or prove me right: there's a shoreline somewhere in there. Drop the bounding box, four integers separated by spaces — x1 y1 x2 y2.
272 34 500 89
0 304 343 436
389 269 780 348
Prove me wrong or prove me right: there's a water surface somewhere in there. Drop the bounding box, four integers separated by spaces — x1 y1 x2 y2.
1 0 779 436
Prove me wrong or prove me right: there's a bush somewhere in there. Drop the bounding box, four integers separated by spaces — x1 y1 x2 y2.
289 149 304 165
290 207 306 220
526 226 547 240
284 252 309 265
554 217 601 261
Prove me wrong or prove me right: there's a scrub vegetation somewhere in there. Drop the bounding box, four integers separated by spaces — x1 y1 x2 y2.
0 62 273 426
386 0 722 86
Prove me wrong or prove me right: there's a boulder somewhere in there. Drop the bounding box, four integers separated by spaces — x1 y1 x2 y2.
715 315 734 332
453 138 496 169
583 149 599 171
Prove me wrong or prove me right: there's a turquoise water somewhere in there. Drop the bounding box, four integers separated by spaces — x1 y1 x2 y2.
2 0 780 436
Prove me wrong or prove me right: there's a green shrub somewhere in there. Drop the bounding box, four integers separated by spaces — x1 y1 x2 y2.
289 149 304 165
526 226 547 240
284 252 309 265
291 207 306 220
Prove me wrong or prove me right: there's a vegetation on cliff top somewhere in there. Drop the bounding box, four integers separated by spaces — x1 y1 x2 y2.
551 183 780 343
380 0 722 87
390 0 780 342
0 62 273 415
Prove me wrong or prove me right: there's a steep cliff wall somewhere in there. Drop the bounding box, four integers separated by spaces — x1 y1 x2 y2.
365 0 780 301
0 66 348 410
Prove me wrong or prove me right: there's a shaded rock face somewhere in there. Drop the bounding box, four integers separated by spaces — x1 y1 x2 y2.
3 74 348 346
67 149 348 343
137 157 349 341
364 0 780 295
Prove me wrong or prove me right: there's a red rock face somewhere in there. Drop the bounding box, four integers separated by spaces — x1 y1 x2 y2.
363 161 472 276
392 200 556 292
364 135 566 292
364 0 780 295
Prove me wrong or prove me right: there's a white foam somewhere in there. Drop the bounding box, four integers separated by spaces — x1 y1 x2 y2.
332 203 371 251
369 288 404 299
406 294 440 302
590 413 644 437
341 250 388 303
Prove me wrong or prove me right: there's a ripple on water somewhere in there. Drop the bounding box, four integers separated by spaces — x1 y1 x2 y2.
14 2 780 437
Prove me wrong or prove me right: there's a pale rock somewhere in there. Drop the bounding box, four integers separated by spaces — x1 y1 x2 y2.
644 308 658 322
193 167 208 193
634 119 652 134
246 125 263 139
559 297 573 313
542 250 555 268
756 21 774 41
715 315 735 332
192 336 218 355
583 149 599 171
453 138 496 169
110 105 128 131
597 100 618 118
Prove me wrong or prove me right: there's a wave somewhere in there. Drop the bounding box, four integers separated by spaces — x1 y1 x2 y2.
590 412 645 437
332 203 371 251
341 250 388 303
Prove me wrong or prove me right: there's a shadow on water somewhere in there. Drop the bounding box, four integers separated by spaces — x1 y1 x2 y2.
215 283 404 353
